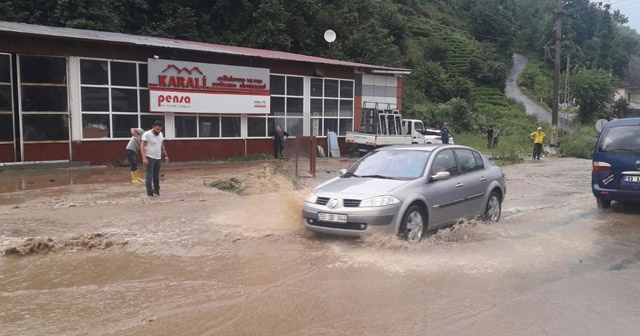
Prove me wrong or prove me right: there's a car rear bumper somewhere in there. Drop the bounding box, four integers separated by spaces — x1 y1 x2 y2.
592 183 640 202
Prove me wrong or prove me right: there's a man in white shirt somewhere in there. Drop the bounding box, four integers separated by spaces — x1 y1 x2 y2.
140 120 169 196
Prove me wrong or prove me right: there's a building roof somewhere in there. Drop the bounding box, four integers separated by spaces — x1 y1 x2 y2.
0 20 410 73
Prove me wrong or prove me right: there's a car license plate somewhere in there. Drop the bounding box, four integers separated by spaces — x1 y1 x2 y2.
317 213 348 223
625 175 640 182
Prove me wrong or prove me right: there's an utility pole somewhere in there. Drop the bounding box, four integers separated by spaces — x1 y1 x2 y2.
552 0 562 145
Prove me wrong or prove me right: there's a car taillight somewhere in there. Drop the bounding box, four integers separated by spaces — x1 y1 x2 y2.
593 161 611 171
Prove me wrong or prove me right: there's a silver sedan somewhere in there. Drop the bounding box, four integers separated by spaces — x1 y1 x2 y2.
303 144 506 242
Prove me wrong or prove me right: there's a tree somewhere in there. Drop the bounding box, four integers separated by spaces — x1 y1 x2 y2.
570 67 617 123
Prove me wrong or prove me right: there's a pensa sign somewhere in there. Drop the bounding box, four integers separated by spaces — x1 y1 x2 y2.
147 59 270 114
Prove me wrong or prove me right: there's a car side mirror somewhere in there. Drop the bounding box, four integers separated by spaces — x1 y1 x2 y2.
430 171 451 182
340 169 348 175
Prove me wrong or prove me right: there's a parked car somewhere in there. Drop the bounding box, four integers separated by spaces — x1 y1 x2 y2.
422 128 455 145
303 144 505 242
591 117 640 209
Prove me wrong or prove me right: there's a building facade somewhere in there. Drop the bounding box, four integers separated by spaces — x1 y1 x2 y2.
0 21 409 165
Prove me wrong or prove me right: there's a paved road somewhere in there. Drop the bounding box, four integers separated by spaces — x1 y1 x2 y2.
505 54 553 124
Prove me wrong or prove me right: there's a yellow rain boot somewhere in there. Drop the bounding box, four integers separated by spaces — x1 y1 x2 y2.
134 170 143 183
131 171 141 183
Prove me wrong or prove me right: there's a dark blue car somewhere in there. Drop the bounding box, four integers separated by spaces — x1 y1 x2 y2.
591 118 640 209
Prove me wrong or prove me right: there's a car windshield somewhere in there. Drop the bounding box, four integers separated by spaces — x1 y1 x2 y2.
598 126 640 153
346 150 431 180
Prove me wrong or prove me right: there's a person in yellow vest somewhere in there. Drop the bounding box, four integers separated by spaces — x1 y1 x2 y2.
530 126 547 160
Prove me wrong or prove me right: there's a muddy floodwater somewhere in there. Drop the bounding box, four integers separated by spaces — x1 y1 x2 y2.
1 157 640 335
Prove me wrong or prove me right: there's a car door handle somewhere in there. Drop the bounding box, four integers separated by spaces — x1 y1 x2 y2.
480 177 487 181
456 183 464 188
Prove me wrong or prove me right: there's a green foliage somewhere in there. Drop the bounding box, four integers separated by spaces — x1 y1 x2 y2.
558 130 597 159
570 67 617 124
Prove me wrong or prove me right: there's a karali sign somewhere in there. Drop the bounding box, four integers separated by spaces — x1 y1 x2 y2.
147 59 270 114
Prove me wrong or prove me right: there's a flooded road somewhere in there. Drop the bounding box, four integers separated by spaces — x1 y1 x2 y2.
1 158 640 335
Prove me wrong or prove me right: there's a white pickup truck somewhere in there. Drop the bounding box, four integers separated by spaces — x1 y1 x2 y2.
345 103 452 155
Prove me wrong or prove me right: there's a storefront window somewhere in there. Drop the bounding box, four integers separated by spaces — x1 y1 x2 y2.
175 115 197 138
140 114 164 131
310 78 354 136
80 58 147 139
113 114 138 138
0 54 13 142
199 116 219 137
221 116 241 137
19 55 68 142
81 114 109 139
248 117 267 137
23 114 69 141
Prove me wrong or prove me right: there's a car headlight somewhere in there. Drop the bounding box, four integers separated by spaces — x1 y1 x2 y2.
360 195 400 207
304 192 318 203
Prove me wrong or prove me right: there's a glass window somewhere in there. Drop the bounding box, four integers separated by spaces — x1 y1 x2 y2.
286 97 303 116
311 78 323 97
455 149 481 174
0 85 13 111
0 114 13 141
431 149 459 176
271 97 285 116
286 76 303 96
325 79 339 97
339 119 353 136
111 62 137 87
138 64 148 87
221 116 240 137
287 118 303 136
323 118 338 135
112 114 138 138
199 116 219 137
81 87 109 112
309 77 354 137
311 99 322 116
81 114 110 138
270 75 284 95
22 114 69 141
20 56 66 84
324 99 338 116
111 88 138 112
0 54 10 83
140 115 164 130
248 117 266 137
340 80 353 98
339 100 353 117
21 86 68 112
175 115 197 138
140 89 149 112
80 59 147 139
80 59 108 85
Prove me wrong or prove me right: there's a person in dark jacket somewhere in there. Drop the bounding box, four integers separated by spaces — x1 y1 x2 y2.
270 124 289 160
486 126 494 148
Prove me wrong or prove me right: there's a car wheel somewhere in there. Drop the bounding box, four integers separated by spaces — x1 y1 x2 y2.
401 205 425 243
483 191 501 222
596 198 611 209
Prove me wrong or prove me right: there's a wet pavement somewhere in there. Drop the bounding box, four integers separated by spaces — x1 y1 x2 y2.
1 157 640 335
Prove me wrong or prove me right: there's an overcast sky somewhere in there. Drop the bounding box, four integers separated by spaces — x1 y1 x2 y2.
608 0 640 33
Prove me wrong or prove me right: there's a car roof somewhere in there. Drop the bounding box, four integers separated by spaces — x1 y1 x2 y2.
604 118 640 128
375 144 469 152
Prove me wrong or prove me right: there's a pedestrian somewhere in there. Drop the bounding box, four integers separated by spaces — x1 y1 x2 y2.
441 122 451 144
486 126 494 148
141 120 169 196
125 127 144 184
492 126 501 148
530 126 547 160
270 124 289 160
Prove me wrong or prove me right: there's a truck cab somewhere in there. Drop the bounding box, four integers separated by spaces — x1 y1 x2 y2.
402 119 453 145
